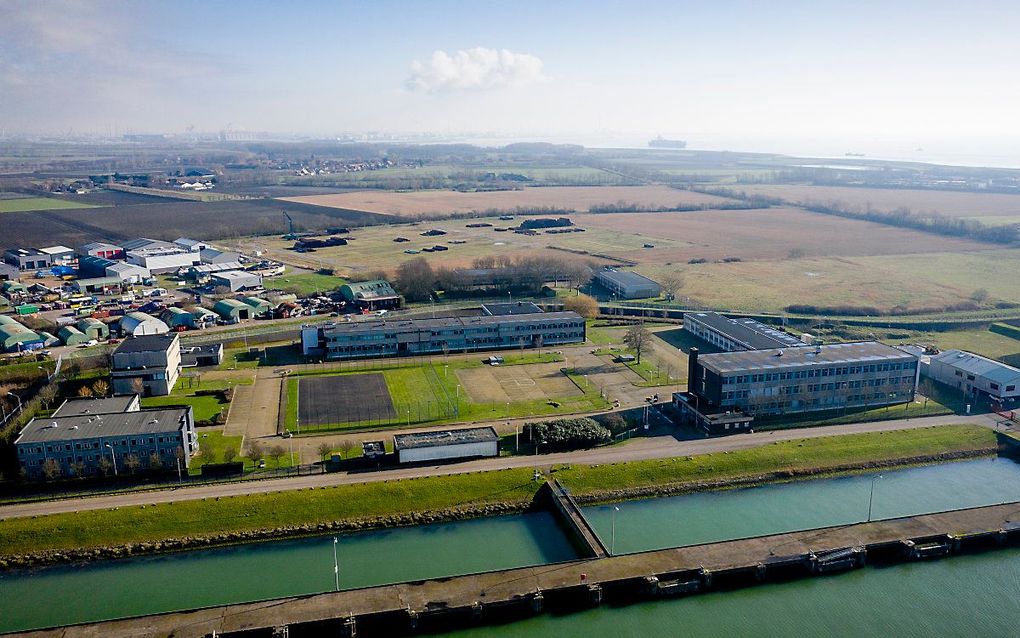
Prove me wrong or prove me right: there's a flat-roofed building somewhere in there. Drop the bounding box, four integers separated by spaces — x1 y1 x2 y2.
111 333 181 396
210 270 262 293
393 426 499 464
687 342 919 419
594 268 661 299
14 405 197 479
78 241 124 260
927 349 1020 403
4 248 51 270
302 309 586 360
683 311 806 352
38 245 75 264
52 394 141 417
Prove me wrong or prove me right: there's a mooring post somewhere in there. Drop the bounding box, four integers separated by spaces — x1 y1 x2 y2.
755 562 767 582
588 583 603 606
531 590 545 613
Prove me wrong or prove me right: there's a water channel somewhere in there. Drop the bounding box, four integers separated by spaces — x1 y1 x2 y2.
2 457 1019 634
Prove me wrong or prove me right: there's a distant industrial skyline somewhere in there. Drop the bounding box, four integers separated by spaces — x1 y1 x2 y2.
3 0 1020 166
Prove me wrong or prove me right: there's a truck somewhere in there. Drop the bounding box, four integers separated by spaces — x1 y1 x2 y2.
15 304 39 315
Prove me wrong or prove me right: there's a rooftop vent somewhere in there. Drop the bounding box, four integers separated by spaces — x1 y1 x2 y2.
776 350 784 357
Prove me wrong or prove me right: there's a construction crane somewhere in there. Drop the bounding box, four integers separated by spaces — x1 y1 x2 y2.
282 210 297 240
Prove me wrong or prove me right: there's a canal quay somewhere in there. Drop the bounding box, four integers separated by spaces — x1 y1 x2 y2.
10 488 1020 637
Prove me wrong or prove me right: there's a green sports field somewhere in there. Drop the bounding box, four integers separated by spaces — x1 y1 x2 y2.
0 196 96 213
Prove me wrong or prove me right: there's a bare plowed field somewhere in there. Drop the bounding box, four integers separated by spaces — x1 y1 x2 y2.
457 363 581 404
279 186 736 217
726 184 1020 221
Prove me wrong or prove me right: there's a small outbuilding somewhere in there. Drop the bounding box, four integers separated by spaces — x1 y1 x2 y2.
213 298 252 323
393 427 499 464
58 325 89 346
76 317 110 341
162 307 194 329
340 280 401 311
241 297 272 317
120 311 170 336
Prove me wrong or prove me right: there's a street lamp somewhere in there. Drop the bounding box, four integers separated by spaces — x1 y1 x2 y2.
104 443 118 476
867 475 883 522
611 506 620 555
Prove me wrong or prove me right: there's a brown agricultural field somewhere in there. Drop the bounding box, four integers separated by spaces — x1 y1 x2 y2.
726 184 1020 221
279 185 735 217
573 207 990 263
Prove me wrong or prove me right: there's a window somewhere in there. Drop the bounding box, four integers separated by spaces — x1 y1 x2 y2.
1008 386 1016 392
990 383 999 390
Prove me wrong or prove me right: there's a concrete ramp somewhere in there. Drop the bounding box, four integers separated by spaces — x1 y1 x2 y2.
546 478 610 558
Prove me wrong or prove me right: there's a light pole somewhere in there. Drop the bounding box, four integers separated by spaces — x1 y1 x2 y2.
105 443 118 476
333 536 340 592
611 506 620 555
514 421 519 452
867 475 883 522
288 436 295 471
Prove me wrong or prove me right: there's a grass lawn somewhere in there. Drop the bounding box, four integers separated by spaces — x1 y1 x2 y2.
753 397 953 430
592 346 680 387
140 377 252 423
267 272 346 296
0 425 997 557
0 197 96 213
555 424 995 495
0 468 542 556
586 321 621 345
286 357 609 433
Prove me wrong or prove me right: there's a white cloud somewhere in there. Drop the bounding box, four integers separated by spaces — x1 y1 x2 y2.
406 47 545 93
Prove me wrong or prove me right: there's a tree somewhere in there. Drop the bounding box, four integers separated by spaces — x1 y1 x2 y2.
149 452 163 471
91 379 110 397
340 439 354 459
42 458 62 480
317 442 332 461
124 453 141 474
394 257 435 302
223 446 237 463
98 456 113 476
623 321 653 364
563 293 598 318
71 461 87 478
970 288 990 303
659 271 686 302
247 440 265 464
269 444 287 468
37 384 59 408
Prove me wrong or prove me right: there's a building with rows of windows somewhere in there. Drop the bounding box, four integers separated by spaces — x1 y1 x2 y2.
302 305 585 360
674 342 920 435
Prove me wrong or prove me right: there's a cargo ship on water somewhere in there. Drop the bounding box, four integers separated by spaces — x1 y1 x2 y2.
648 135 687 149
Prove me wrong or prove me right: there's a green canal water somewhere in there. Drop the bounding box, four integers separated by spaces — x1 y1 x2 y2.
2 457 1019 634
435 549 1020 638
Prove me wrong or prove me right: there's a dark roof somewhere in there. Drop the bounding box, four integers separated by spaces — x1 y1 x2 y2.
114 333 179 354
697 341 916 375
595 269 660 289
482 302 543 316
321 310 583 336
52 395 138 417
15 408 190 444
394 426 499 450
686 312 805 350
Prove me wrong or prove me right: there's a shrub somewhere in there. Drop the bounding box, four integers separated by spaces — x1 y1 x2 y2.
524 417 611 451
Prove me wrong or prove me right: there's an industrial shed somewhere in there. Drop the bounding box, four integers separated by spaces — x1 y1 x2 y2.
241 297 272 317
162 307 194 329
213 298 252 323
210 270 262 293
58 325 89 346
190 308 218 328
120 311 170 336
594 268 662 299
0 321 42 352
340 280 401 311
76 317 110 341
927 350 1020 403
393 427 499 464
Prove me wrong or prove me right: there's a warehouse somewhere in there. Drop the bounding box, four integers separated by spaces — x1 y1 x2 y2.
927 350 1020 403
393 427 499 464
594 268 661 299
72 276 123 294
199 248 241 264
111 333 182 396
161 307 194 330
124 238 201 273
210 270 263 293
14 405 196 480
241 296 273 317
76 317 110 341
302 308 585 360
106 261 150 284
119 311 170 336
213 298 252 323
190 308 218 328
77 241 124 260
686 342 919 419
38 245 75 265
57 325 89 346
683 311 806 352
0 318 43 352
339 280 401 311
4 248 51 270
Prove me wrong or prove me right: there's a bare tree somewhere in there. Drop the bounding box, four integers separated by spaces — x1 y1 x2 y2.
269 444 287 468
659 271 686 302
98 456 113 476
394 257 435 302
317 442 332 461
124 453 141 474
42 458 62 480
340 439 354 459
247 440 265 464
77 385 93 398
623 321 653 364
37 384 59 408
223 446 237 463
149 452 163 471
91 379 110 397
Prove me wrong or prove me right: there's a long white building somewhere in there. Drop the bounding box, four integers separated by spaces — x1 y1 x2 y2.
926 349 1020 403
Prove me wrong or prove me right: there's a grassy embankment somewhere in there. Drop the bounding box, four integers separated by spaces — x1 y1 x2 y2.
0 424 996 559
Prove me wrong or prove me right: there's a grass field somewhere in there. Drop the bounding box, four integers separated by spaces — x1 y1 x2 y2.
0 196 96 213
140 377 252 423
555 424 994 494
280 185 735 218
725 184 1020 221
286 356 608 433
0 425 993 557
268 272 347 296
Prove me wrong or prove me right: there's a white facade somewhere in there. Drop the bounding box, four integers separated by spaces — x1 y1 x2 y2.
120 312 170 336
106 262 151 283
927 350 1020 402
397 440 498 464
126 248 200 273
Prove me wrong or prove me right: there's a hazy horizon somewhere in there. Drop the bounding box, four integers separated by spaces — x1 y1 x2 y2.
3 0 1019 167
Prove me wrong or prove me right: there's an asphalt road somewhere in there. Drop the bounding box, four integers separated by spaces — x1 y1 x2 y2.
0 412 1001 521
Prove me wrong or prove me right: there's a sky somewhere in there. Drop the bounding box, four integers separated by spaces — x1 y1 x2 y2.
2 0 1020 160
